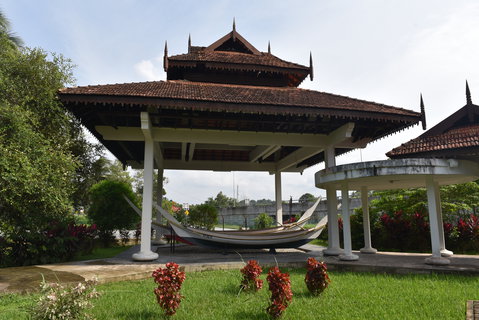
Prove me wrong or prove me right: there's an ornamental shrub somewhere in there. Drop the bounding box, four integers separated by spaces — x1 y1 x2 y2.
88 179 140 245
240 260 263 292
0 221 98 267
254 213 274 229
305 257 330 295
188 204 218 230
266 266 292 319
152 262 186 316
31 278 100 320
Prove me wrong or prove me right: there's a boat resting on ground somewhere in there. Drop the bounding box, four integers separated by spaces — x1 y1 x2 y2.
124 196 321 235
153 203 327 250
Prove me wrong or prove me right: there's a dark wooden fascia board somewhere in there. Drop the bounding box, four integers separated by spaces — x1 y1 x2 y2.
59 93 421 124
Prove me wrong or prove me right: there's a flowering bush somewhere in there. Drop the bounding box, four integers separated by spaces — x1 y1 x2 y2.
266 266 292 319
305 257 330 296
240 260 263 292
31 278 100 320
152 262 186 316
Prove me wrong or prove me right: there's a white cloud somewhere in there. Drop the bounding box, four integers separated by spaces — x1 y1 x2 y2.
134 57 163 81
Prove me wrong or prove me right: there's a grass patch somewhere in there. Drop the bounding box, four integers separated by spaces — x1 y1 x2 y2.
71 245 133 262
1 269 477 319
308 239 328 247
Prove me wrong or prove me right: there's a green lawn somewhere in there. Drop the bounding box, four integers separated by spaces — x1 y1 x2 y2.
1 269 477 319
308 239 328 247
71 245 133 262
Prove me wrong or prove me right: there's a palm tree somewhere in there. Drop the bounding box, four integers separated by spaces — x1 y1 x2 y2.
0 9 23 47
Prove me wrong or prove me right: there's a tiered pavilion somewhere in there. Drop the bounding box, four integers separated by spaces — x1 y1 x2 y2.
316 84 479 265
59 23 424 261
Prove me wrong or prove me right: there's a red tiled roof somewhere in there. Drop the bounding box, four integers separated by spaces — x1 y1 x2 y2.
387 124 479 157
168 48 309 72
59 80 419 119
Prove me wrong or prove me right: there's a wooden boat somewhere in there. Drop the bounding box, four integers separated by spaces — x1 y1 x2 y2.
153 203 327 249
125 196 320 234
124 196 326 249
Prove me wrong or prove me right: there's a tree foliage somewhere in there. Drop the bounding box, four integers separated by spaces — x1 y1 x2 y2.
188 203 218 230
0 8 23 47
0 12 105 266
0 33 77 229
87 179 140 243
0 104 76 228
298 193 317 204
370 182 479 217
205 191 236 208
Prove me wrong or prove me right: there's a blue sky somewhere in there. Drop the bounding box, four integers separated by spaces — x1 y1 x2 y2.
3 1 479 204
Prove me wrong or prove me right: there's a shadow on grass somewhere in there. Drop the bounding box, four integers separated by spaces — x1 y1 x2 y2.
233 310 270 320
293 290 320 299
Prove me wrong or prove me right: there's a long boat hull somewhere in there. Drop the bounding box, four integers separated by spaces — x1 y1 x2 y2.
154 203 327 250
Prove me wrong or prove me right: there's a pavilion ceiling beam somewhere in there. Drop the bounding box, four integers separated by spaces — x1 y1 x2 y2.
276 147 322 172
274 122 356 172
180 142 195 162
249 145 280 162
324 122 355 147
262 145 281 160
96 126 338 148
128 159 303 172
188 143 196 161
181 142 187 162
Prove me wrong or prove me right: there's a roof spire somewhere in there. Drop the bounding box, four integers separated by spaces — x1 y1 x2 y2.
466 80 472 105
188 34 192 53
163 41 168 71
268 41 271 54
420 93 427 130
232 18 236 41
309 52 314 81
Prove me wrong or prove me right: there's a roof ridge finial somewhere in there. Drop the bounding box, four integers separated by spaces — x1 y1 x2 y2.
420 93 427 130
309 51 314 81
268 41 271 54
232 17 236 42
466 80 472 105
188 34 191 53
163 40 168 72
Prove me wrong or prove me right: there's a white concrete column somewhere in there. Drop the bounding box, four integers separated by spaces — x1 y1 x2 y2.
323 187 343 255
323 147 342 256
275 171 283 225
360 186 377 254
339 185 358 261
132 113 159 261
425 176 449 265
153 168 165 244
433 182 453 257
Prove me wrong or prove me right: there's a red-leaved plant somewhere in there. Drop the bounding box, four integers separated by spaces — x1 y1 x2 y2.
240 260 263 292
266 266 292 319
152 262 186 316
305 257 330 295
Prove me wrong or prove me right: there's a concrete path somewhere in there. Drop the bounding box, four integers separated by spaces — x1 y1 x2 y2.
1 244 479 294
